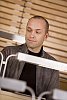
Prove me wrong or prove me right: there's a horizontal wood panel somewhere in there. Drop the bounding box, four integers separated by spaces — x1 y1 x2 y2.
0 37 17 45
47 19 67 30
59 79 67 90
0 29 12 34
24 8 67 24
0 18 20 27
43 47 67 58
47 37 67 46
0 6 23 16
0 24 19 33
43 41 67 52
0 12 21 21
42 0 67 7
0 38 16 50
49 31 67 41
49 25 67 35
0 41 13 47
23 12 32 19
1 0 26 6
60 73 67 79
0 42 15 47
0 37 12 43
26 2 67 18
21 18 28 24
49 54 67 63
28 0 67 12
0 90 34 100
18 29 26 36
60 78 67 83
0 0 25 11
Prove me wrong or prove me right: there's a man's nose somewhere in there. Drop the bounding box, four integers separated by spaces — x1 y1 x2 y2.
30 31 35 37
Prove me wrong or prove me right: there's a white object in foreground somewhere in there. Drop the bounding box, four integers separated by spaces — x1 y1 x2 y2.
17 52 67 72
52 89 67 100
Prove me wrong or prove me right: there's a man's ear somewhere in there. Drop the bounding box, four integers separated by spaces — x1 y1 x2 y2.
44 32 49 39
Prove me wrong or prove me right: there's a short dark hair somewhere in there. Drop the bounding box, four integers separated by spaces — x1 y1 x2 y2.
27 15 49 33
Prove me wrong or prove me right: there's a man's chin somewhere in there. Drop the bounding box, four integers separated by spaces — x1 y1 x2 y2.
27 44 36 49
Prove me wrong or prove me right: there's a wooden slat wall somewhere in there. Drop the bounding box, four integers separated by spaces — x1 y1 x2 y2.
0 0 26 34
0 0 67 90
0 0 27 48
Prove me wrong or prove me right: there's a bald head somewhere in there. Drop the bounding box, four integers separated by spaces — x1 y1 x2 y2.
27 15 49 33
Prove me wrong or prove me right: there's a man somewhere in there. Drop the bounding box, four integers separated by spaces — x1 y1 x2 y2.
0 16 59 99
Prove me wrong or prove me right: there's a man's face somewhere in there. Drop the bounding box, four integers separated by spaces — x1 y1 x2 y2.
25 18 48 52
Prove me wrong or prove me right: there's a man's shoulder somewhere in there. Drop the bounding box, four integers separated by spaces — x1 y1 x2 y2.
43 50 56 61
1 43 26 55
2 43 25 51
